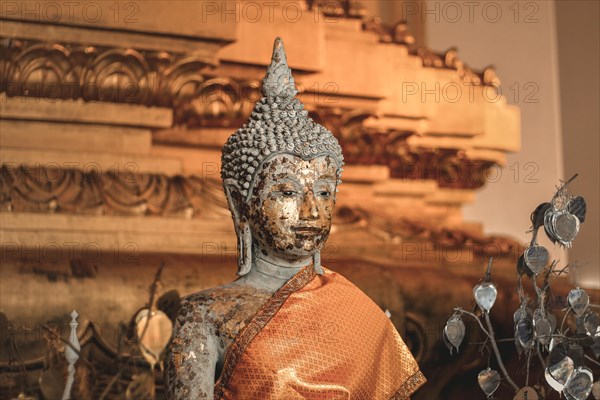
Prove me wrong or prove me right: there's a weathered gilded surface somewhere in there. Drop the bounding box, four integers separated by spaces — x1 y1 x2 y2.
166 283 272 399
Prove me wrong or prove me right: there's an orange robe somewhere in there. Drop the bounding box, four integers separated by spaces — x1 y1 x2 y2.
214 265 426 399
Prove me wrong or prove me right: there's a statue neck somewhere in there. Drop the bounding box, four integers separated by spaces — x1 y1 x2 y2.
237 254 311 292
253 255 311 280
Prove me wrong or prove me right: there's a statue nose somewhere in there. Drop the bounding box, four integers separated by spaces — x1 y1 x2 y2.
299 191 319 220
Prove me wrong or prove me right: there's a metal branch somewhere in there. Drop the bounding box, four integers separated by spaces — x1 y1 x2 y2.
484 257 493 281
560 307 572 334
525 348 532 387
470 338 518 344
555 174 579 194
536 343 547 370
454 308 490 337
585 355 600 367
532 274 543 299
529 227 539 247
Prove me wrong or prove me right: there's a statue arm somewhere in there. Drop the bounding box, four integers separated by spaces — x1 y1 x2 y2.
166 299 219 400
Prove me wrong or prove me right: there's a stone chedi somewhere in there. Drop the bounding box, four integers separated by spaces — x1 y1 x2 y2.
165 38 426 400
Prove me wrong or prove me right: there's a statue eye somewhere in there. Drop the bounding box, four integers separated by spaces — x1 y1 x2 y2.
282 190 296 197
318 190 331 198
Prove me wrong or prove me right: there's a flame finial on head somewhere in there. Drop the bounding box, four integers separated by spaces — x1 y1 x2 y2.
262 37 298 98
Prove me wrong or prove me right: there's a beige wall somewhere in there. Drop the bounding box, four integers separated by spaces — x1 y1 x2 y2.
555 0 600 288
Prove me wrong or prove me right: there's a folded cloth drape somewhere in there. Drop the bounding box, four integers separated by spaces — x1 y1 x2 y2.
214 265 426 400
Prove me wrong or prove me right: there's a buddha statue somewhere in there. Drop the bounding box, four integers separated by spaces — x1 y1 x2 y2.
166 38 426 400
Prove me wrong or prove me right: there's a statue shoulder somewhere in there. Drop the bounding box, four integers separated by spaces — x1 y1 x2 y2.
175 282 272 350
180 286 221 309
179 282 269 321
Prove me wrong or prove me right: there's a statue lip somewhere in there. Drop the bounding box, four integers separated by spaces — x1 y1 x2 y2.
293 226 323 236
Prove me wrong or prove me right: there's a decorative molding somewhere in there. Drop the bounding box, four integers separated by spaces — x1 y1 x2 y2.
389 148 496 190
172 78 260 129
1 38 498 189
302 0 500 87
311 108 496 189
1 164 513 255
333 206 521 257
0 38 206 105
363 19 416 46
306 0 368 19
0 33 499 130
0 36 265 129
309 108 408 165
0 164 228 218
411 47 499 87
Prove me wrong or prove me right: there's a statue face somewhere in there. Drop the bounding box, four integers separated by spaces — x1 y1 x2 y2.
246 154 339 263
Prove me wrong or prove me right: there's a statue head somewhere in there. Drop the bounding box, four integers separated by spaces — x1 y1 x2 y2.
221 38 344 276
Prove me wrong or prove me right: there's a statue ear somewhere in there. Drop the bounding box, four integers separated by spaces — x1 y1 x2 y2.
223 183 244 225
223 182 252 276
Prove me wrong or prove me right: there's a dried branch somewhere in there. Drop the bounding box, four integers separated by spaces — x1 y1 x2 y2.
99 262 165 400
138 262 166 344
483 312 519 392
41 324 95 373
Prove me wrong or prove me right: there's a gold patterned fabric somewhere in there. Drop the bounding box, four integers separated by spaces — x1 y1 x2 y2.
214 265 426 399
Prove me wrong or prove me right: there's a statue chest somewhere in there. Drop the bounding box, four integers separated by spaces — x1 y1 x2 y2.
206 287 273 363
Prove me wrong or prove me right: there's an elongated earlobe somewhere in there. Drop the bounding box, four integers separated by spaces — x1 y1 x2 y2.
224 182 253 276
238 224 252 276
313 251 324 275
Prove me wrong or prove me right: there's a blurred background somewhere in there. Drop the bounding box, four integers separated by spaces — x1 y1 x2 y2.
0 0 598 399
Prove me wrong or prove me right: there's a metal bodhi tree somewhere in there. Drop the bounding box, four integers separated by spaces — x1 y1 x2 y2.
444 175 599 400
